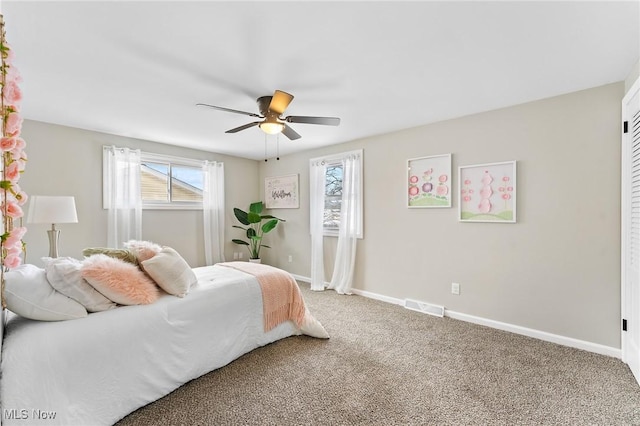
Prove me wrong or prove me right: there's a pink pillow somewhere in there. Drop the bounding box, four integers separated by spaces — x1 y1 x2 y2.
123 240 162 262
81 254 160 305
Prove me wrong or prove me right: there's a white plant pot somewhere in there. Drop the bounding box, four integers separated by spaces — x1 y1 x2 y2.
249 258 261 264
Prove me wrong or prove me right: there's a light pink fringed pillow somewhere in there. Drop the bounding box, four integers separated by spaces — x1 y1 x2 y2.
123 240 162 262
81 254 160 305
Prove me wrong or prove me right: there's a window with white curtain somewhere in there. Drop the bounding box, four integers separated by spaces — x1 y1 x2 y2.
103 146 225 264
311 150 363 238
103 149 206 210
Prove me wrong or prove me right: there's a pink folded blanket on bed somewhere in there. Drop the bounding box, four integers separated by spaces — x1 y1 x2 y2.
218 262 306 332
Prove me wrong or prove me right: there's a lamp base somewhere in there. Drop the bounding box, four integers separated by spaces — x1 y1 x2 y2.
47 229 60 258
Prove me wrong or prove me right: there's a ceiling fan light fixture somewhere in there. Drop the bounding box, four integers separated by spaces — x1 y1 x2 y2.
259 120 284 135
198 89 340 140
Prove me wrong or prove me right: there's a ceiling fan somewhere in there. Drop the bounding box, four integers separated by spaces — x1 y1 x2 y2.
197 90 340 140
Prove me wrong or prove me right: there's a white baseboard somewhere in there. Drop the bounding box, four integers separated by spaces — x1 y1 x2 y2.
291 273 621 359
351 287 405 306
444 310 621 359
290 274 312 284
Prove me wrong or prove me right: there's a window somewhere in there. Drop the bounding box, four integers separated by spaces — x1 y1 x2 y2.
323 163 343 232
104 147 207 210
311 149 363 238
140 159 204 207
140 153 204 209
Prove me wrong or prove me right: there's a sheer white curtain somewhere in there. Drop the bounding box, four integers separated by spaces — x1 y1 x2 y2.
309 159 327 291
105 146 142 248
328 153 362 294
203 160 225 265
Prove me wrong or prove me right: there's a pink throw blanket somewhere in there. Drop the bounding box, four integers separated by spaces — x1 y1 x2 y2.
218 262 306 332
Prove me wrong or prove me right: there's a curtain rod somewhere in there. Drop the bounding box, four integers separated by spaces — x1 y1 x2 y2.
102 145 223 167
310 149 362 165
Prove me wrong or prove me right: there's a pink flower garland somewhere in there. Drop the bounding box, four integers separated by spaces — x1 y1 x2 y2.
1 15 28 288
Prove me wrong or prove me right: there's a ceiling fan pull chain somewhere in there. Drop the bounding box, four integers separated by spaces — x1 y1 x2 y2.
276 134 280 161
264 133 268 162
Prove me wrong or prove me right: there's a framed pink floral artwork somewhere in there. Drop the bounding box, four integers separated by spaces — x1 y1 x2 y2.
458 161 516 223
407 154 452 208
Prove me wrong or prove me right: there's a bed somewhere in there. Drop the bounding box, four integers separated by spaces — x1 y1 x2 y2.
0 263 328 426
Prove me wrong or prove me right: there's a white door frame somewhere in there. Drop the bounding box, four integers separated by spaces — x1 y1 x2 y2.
622 76 640 385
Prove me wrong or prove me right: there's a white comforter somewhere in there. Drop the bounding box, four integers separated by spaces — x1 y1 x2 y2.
0 265 325 425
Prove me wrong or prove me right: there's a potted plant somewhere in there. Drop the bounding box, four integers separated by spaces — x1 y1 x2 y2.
232 201 285 262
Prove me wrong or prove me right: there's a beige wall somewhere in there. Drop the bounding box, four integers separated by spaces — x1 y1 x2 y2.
19 120 259 267
259 83 624 349
17 82 624 349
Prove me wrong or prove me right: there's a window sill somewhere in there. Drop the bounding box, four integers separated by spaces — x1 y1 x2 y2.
323 229 363 239
142 203 202 211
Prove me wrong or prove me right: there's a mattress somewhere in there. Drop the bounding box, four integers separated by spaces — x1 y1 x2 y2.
0 264 324 425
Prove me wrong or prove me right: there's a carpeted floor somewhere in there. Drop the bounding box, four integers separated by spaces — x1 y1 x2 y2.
117 282 640 425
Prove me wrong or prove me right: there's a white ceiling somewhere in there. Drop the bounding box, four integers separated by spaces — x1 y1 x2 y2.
3 1 639 160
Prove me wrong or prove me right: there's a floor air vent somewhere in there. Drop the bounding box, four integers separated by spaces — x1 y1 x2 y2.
404 299 445 317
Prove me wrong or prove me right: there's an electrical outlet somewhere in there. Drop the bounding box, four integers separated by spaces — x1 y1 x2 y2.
288 255 293 263
233 252 238 260
238 252 243 259
451 282 460 295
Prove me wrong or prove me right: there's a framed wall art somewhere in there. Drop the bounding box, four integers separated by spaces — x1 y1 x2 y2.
407 154 452 208
458 161 516 223
265 174 299 209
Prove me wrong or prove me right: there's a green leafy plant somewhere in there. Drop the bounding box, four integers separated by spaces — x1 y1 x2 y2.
232 201 285 260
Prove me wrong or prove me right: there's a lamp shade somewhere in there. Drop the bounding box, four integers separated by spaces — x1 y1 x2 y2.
27 196 78 224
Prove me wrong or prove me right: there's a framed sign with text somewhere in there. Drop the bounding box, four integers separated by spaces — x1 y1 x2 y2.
265 174 299 209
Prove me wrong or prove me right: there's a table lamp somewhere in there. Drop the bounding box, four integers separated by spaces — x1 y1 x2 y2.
26 196 78 258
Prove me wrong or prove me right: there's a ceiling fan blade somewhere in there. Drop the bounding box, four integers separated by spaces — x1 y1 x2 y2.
268 90 294 115
225 122 260 133
285 116 340 126
197 103 261 118
282 124 301 140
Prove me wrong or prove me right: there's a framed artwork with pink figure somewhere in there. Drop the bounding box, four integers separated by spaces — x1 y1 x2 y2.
407 154 452 208
458 161 516 223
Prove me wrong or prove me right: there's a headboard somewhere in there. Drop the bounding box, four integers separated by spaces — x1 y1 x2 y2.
0 309 3 426
0 307 4 358
1 308 4 426
0 307 5 361
0 307 4 423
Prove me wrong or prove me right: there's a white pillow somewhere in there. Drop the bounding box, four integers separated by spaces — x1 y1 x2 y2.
4 264 87 321
42 257 117 312
300 307 330 339
141 247 197 297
